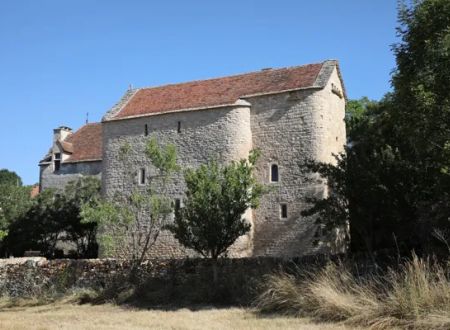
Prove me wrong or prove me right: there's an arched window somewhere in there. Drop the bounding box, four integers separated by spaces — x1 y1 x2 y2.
270 164 279 182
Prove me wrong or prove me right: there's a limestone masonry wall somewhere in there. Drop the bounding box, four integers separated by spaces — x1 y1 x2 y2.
249 90 329 257
102 105 253 258
0 257 324 303
40 161 102 191
101 64 346 259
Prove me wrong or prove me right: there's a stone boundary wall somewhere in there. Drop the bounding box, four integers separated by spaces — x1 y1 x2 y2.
0 257 332 302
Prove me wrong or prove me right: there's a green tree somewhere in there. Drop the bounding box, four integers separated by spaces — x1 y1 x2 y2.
345 97 377 137
4 177 101 258
82 137 178 267
0 169 22 186
0 170 31 243
302 0 450 257
167 150 264 260
388 0 450 250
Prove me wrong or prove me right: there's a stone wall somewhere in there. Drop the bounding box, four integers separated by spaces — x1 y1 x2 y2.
249 90 328 257
102 105 254 258
248 65 346 257
0 257 326 304
40 161 102 191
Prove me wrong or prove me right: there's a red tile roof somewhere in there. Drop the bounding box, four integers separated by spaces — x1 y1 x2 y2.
65 123 102 162
112 62 324 119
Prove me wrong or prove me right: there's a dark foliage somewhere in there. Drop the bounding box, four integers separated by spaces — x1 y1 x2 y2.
3 177 100 258
302 0 450 258
0 169 22 186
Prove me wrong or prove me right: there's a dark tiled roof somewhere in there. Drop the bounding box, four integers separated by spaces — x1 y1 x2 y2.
112 62 324 119
65 123 102 162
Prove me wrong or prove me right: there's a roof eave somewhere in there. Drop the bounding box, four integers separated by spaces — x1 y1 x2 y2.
63 158 102 164
40 158 102 165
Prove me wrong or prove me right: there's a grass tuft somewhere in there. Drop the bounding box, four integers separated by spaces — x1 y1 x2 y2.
255 255 450 329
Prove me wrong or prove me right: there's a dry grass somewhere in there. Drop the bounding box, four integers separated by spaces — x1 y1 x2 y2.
255 255 450 329
0 300 357 330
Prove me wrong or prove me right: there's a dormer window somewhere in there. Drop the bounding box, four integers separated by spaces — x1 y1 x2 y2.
54 153 61 172
270 164 279 182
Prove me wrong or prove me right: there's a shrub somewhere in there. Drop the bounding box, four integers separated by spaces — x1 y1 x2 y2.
255 255 450 329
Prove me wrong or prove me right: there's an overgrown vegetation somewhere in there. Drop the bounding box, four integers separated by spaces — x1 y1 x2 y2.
4 177 100 258
302 0 450 258
167 149 264 260
82 137 178 268
258 3 450 325
0 169 32 242
256 255 450 329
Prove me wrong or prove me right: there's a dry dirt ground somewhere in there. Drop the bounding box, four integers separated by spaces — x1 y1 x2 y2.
0 302 358 330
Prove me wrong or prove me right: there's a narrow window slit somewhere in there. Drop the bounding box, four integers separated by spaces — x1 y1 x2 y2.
177 121 181 133
280 204 288 219
139 168 146 185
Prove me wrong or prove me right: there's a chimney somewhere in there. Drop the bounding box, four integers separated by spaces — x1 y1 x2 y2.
53 126 72 143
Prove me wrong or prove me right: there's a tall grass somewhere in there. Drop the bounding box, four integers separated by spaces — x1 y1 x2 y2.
255 255 450 329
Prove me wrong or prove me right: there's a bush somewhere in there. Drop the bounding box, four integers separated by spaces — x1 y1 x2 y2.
255 255 450 329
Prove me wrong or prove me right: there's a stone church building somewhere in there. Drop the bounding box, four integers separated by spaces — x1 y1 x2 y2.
40 60 346 258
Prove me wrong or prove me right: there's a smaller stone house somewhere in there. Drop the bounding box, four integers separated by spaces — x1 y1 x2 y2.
39 123 102 191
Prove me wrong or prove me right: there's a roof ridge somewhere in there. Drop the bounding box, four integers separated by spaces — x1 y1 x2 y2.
74 122 101 131
66 122 101 137
137 61 327 91
107 60 336 120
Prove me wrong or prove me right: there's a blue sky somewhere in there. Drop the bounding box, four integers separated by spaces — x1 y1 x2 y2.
0 1 398 185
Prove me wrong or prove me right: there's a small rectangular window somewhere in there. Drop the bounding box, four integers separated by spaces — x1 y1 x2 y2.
174 198 181 212
139 168 146 185
54 153 61 172
270 164 279 182
144 124 148 136
280 204 288 219
177 121 181 133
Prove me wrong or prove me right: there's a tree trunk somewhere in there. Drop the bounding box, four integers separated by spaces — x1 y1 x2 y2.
212 259 218 284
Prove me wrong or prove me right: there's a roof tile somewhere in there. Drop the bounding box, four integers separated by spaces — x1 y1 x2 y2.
65 123 102 162
113 62 324 119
